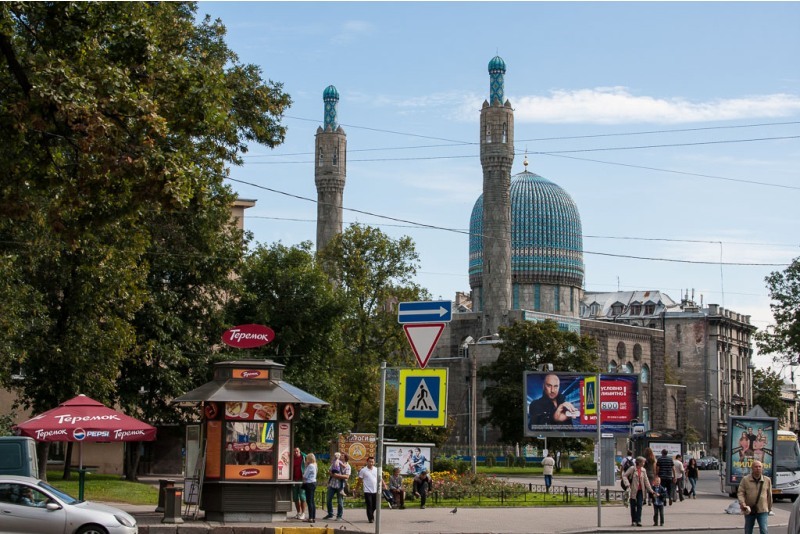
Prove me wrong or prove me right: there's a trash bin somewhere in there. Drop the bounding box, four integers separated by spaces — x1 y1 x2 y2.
155 478 175 513
162 486 184 524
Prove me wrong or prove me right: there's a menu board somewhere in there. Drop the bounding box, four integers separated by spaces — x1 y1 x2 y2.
225 401 277 421
205 421 222 479
277 423 291 480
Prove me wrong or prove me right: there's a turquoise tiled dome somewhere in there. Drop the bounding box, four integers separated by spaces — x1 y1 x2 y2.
469 170 584 288
323 85 339 100
488 55 506 73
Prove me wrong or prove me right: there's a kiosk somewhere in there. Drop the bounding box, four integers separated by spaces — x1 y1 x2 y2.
173 359 327 522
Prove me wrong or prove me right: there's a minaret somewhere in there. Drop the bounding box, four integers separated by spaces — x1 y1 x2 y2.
480 56 514 335
315 85 347 252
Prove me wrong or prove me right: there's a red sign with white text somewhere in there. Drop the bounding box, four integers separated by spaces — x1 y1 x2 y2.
222 324 275 349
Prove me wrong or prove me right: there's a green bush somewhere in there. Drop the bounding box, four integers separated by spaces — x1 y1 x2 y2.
433 455 470 475
570 455 597 475
505 453 515 467
515 456 527 468
484 456 495 467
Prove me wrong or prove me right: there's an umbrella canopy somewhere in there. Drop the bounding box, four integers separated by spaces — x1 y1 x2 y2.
14 394 157 443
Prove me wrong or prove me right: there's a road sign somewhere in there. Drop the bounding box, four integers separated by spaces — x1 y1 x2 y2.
403 323 445 368
397 369 447 427
632 423 646 435
397 300 452 324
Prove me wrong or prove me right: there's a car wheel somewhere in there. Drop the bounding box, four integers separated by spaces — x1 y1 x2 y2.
75 525 109 534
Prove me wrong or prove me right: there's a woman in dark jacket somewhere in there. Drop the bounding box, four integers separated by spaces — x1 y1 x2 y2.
686 457 699 499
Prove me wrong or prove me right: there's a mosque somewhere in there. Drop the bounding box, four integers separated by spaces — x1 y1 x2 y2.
314 56 756 455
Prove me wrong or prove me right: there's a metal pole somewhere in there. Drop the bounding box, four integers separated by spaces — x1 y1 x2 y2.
597 371 602 528
375 361 386 534
471 344 478 475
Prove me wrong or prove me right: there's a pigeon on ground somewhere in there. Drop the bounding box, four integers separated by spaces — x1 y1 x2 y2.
450 507 458 514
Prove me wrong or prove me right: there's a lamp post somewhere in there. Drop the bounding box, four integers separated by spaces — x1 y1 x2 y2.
468 334 502 475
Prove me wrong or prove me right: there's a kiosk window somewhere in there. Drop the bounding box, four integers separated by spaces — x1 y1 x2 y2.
224 421 274 469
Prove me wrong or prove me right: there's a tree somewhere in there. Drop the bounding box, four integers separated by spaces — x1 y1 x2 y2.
479 320 599 444
318 224 430 432
0 1 290 454
225 241 350 451
756 256 800 364
752 368 787 423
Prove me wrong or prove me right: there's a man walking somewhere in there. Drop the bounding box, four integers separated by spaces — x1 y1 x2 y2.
738 460 772 534
656 449 676 505
323 453 351 521
358 457 382 524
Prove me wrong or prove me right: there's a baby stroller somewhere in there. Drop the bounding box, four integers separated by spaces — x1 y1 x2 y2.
382 488 396 509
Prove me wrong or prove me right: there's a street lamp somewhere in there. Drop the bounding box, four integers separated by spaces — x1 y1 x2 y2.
467 334 502 475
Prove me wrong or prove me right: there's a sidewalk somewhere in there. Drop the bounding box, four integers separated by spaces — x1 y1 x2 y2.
121 489 791 533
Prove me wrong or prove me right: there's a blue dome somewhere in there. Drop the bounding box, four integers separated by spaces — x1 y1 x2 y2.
488 55 506 73
323 85 339 101
469 170 584 288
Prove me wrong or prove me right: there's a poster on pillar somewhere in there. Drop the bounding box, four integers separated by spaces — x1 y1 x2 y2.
523 372 638 437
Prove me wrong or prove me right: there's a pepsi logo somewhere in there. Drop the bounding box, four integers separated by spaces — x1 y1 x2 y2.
239 468 260 477
73 428 86 441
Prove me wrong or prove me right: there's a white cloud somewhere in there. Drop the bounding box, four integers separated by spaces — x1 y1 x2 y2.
330 20 375 45
511 88 800 124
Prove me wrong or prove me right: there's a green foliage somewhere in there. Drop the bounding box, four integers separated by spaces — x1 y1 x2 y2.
0 411 16 436
505 453 515 467
515 456 527 468
484 456 495 467
0 3 290 415
479 320 599 444
433 455 470 475
752 368 788 422
570 455 597 475
756 256 800 364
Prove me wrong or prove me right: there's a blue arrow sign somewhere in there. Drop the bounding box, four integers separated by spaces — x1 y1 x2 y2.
397 300 452 324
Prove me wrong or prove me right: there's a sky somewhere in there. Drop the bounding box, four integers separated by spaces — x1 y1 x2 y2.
196 2 800 371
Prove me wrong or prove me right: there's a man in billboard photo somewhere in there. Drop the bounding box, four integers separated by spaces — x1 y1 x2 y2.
528 373 579 428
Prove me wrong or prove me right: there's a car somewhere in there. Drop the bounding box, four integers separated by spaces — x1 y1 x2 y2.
0 474 137 534
698 456 719 470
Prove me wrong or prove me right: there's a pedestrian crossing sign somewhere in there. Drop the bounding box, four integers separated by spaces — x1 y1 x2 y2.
397 368 447 427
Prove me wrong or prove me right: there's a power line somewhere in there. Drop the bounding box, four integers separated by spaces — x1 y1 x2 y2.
226 177 793 267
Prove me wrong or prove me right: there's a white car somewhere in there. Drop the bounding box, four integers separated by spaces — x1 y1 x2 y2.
0 475 137 534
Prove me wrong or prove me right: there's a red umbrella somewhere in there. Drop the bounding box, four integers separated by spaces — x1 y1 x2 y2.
14 394 157 469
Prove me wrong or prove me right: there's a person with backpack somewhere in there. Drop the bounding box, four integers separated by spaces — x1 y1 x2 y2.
620 450 634 506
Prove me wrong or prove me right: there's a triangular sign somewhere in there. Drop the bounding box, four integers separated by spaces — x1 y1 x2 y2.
403 323 445 368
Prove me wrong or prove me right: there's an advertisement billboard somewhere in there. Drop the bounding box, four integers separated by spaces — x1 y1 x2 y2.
524 372 639 437
727 416 776 486
384 443 434 475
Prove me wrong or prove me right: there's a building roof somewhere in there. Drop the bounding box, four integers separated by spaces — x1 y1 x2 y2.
581 290 679 320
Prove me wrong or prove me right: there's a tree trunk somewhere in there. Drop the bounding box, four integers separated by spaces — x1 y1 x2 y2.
62 442 73 480
36 442 49 482
125 442 141 482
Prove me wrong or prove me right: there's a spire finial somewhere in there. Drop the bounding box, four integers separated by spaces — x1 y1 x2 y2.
523 148 529 171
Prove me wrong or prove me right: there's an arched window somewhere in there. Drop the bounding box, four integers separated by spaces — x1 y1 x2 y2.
502 123 507 143
641 364 650 383
486 125 492 143
623 362 634 374
333 150 338 166
318 149 324 167
608 360 618 373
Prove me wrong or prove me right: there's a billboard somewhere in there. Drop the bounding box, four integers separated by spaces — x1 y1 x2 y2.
384 443 434 475
727 416 776 486
524 372 639 437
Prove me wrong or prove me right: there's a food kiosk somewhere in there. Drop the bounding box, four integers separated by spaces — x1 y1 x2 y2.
173 359 328 522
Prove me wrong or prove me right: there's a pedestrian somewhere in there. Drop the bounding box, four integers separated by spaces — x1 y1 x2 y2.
673 454 685 502
621 456 654 527
302 453 317 524
737 460 772 534
357 456 383 524
412 469 433 509
323 452 351 521
644 447 657 505
651 475 668 526
292 447 307 520
656 449 676 505
541 451 555 494
620 450 635 507
389 467 406 509
686 457 699 499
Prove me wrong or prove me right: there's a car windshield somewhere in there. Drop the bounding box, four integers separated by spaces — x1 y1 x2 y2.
37 480 79 504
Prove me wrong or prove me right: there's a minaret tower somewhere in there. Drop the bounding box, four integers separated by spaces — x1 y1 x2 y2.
315 85 347 252
480 56 514 335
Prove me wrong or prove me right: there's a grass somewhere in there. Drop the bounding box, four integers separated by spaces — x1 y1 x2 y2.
44 471 159 505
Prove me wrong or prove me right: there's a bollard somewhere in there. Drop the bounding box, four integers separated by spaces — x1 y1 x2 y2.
155 478 175 513
162 486 184 524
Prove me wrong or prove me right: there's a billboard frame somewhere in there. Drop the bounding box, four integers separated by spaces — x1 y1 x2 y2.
523 371 640 438
726 415 777 488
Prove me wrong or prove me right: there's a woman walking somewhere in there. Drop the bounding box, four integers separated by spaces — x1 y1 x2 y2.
686 457 699 499
622 456 655 527
303 453 318 523
644 447 657 505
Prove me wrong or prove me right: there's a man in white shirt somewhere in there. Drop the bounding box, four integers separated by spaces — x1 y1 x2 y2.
358 456 384 523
